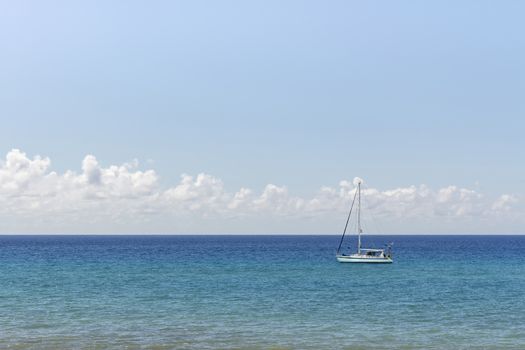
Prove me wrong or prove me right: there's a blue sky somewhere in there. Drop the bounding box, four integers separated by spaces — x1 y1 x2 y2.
0 1 523 233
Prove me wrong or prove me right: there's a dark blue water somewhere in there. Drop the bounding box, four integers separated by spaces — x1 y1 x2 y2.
0 235 524 349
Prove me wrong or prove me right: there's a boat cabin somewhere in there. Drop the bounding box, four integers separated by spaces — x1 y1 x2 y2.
361 248 388 258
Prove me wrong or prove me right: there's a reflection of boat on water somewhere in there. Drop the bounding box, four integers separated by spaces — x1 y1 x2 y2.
335 180 393 264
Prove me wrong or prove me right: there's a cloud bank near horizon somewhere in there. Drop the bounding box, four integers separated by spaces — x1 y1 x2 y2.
0 149 521 234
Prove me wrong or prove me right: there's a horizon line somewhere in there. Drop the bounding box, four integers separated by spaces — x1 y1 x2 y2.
0 233 524 236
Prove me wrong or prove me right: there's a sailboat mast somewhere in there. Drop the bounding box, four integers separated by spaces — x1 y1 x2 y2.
357 182 361 254
336 185 359 254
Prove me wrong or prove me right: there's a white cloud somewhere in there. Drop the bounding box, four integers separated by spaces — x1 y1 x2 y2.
82 155 102 185
0 150 158 220
164 173 229 212
0 149 522 233
228 188 253 210
0 149 51 193
492 194 518 212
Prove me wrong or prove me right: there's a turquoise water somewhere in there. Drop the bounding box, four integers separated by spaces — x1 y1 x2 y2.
0 235 524 349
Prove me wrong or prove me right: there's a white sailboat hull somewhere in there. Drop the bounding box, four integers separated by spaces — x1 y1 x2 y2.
336 254 393 264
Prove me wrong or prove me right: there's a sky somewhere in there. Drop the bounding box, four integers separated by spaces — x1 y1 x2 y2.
0 1 524 234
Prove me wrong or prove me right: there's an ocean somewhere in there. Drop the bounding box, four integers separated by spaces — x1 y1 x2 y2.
0 235 524 349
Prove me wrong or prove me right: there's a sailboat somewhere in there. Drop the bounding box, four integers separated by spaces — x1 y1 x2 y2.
336 180 393 263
